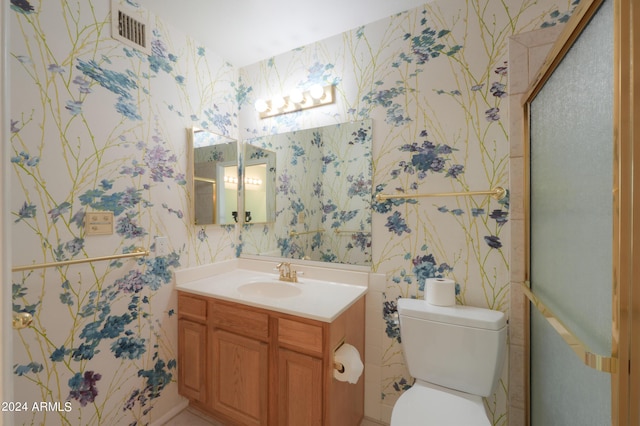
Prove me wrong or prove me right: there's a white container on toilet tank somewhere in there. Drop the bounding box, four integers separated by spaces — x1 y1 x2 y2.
425 278 456 306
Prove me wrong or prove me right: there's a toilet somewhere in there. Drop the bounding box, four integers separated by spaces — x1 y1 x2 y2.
390 298 507 425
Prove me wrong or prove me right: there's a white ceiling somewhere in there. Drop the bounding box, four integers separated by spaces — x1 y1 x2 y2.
136 0 428 67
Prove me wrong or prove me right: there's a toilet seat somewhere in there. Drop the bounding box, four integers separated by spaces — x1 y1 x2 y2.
390 382 491 426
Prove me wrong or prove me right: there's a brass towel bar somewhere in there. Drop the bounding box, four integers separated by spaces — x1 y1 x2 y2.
521 281 617 374
290 228 370 236
334 229 371 235
375 186 506 202
289 229 325 237
12 247 149 272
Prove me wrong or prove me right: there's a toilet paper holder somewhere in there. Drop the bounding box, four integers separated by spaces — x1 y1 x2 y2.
333 340 346 373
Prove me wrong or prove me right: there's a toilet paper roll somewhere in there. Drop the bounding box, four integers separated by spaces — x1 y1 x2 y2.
333 343 364 384
426 278 456 306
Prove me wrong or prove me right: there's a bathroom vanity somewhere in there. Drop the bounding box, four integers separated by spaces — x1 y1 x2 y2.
175 259 367 425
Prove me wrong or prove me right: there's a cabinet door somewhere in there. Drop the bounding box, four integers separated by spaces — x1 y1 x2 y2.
212 329 269 426
278 348 323 426
178 319 207 403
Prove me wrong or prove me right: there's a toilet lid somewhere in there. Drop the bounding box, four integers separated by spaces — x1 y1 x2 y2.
390 384 491 426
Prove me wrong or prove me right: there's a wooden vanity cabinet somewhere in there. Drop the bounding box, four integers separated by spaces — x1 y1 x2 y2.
211 329 269 425
177 290 365 426
278 347 323 425
277 317 325 426
177 294 208 404
210 300 270 426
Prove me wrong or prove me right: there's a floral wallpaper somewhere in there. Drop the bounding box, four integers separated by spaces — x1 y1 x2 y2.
9 0 238 424
238 0 578 423
241 120 373 265
8 0 578 424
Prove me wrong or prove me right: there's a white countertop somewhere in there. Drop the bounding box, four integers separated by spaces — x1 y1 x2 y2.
174 259 369 322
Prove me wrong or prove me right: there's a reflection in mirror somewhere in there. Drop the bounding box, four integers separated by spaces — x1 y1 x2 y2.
187 128 238 225
242 145 276 223
240 120 372 266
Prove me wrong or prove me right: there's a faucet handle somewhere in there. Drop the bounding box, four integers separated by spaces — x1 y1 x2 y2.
290 269 303 283
275 262 291 278
288 267 301 282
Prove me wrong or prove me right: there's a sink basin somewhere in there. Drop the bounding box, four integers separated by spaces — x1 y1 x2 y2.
238 281 302 298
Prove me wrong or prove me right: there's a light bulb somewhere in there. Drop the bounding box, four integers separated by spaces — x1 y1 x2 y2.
272 96 286 109
254 99 269 113
289 89 304 104
309 84 325 100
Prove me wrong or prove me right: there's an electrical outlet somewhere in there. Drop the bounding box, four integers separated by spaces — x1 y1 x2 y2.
155 236 169 256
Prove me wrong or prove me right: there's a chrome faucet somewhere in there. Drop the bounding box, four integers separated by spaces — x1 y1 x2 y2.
275 262 298 283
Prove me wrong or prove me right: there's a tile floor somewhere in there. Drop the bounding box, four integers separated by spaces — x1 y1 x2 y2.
163 408 224 426
163 408 386 426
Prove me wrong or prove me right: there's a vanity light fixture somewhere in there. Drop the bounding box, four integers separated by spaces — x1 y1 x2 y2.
224 175 262 186
254 84 335 119
245 177 263 186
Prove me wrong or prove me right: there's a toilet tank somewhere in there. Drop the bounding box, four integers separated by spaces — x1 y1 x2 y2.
397 298 507 397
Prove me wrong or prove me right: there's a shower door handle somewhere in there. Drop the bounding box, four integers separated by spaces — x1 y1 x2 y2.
521 281 617 374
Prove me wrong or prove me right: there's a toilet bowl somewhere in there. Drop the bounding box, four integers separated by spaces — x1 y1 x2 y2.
390 382 491 426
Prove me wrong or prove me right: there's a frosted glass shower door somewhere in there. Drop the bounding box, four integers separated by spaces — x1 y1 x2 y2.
528 0 613 424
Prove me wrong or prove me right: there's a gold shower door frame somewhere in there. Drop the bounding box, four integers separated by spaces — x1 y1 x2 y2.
521 0 640 424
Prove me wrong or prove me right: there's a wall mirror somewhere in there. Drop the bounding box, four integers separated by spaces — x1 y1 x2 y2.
187 128 238 225
243 144 277 223
240 120 372 266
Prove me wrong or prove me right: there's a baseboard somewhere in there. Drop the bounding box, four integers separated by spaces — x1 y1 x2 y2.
149 399 189 426
362 415 389 426
150 401 387 426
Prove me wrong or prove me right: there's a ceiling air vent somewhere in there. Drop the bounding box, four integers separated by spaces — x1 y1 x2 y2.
111 0 151 55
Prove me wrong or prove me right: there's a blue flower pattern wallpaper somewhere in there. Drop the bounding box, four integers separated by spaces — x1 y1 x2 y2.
10 0 238 424
241 120 373 265
9 0 578 424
